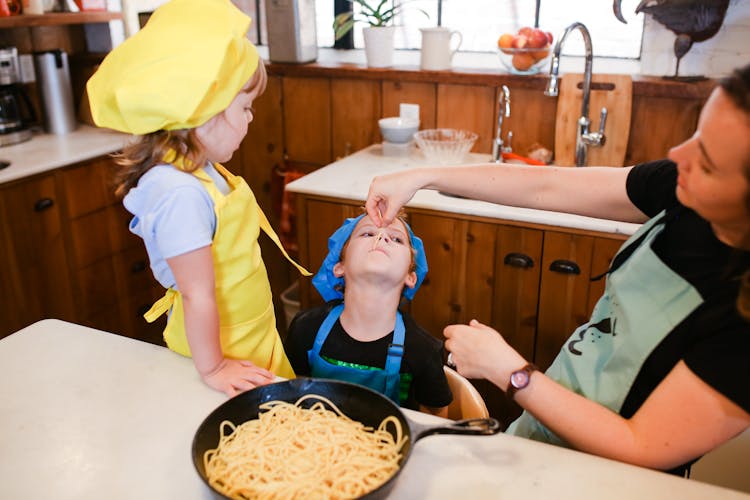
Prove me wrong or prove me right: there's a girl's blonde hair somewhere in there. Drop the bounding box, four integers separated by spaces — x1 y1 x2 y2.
112 60 267 198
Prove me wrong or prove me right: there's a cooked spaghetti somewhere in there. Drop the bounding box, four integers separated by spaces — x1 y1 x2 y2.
203 394 407 499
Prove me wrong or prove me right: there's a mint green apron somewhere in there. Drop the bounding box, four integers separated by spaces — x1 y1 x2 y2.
507 211 704 445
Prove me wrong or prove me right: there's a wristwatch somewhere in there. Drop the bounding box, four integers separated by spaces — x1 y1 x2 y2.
506 363 538 400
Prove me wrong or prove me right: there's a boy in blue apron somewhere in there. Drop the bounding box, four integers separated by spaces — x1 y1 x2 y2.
284 213 452 415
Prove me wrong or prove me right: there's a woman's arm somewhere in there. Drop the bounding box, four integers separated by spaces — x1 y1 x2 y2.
168 246 274 396
366 163 649 227
445 320 750 470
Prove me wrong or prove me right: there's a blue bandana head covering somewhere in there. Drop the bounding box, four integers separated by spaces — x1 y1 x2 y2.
312 214 428 302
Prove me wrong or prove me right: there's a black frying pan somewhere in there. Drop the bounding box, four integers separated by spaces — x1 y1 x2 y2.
192 377 501 499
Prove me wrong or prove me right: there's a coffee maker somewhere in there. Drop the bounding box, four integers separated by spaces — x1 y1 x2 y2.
0 47 37 147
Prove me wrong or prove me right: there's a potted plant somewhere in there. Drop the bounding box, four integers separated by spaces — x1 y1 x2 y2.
333 0 428 68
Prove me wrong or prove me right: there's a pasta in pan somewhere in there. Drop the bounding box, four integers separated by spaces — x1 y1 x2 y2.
203 394 407 500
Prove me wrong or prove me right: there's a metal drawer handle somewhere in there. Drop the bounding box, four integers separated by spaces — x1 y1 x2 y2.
33 198 54 212
130 260 147 273
549 259 580 275
504 252 534 269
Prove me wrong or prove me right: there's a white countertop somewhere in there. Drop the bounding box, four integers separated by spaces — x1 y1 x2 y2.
0 126 130 185
286 144 641 237
1 319 747 499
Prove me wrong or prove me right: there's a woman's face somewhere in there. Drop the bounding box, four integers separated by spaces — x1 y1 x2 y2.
668 88 750 247
195 78 260 163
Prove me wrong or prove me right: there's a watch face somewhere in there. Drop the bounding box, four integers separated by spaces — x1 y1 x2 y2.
510 369 529 389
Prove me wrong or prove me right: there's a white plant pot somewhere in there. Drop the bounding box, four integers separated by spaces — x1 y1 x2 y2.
363 26 395 68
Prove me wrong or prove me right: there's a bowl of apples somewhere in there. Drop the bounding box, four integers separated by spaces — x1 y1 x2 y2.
497 27 553 75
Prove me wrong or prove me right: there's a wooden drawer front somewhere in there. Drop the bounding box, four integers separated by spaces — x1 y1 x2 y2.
114 246 156 299
70 206 139 269
124 288 167 344
77 257 118 317
60 158 118 218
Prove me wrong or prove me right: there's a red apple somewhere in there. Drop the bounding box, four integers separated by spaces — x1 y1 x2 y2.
517 26 534 38
527 28 549 49
545 31 554 45
511 34 529 49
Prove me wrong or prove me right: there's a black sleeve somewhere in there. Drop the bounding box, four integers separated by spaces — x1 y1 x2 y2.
683 298 750 414
283 304 332 376
626 159 680 218
403 314 453 408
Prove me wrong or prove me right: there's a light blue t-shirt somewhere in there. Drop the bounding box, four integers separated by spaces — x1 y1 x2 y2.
123 163 231 289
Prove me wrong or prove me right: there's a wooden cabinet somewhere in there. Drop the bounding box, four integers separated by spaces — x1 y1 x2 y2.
293 193 625 425
0 156 166 343
57 157 166 344
0 173 75 337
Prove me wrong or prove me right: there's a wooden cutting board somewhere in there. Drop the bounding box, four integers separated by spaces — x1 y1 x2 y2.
554 74 632 167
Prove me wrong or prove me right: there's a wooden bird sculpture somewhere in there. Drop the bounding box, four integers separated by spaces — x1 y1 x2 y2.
613 0 730 78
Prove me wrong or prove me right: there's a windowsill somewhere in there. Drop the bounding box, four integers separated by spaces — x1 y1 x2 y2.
256 46 643 77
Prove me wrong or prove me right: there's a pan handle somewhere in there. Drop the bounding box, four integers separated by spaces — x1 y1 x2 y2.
411 417 502 442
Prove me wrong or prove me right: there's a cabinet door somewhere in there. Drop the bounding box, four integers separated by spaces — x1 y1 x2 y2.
0 174 74 337
282 76 332 165
536 231 595 371
382 81 437 129
297 198 360 308
331 78 381 159
492 225 543 362
408 212 465 338
587 236 625 315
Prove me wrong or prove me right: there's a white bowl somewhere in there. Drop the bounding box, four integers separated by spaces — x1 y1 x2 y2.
414 128 478 164
378 117 420 144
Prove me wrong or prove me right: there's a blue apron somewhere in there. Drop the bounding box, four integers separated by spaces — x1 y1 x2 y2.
307 304 405 403
507 210 704 445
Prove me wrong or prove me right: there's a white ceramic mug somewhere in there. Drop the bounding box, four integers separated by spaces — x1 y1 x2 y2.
420 27 462 71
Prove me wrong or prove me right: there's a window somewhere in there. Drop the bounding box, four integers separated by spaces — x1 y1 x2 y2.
315 0 644 59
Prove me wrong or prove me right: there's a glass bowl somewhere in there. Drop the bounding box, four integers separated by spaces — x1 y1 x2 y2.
497 47 551 75
414 128 478 164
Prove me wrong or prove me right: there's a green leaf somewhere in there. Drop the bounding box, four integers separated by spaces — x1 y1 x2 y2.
334 17 356 40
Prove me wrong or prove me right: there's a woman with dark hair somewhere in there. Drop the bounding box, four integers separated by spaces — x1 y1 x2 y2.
365 64 750 475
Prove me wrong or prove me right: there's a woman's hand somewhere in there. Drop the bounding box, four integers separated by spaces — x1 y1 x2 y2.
366 170 426 227
444 319 526 389
201 358 276 397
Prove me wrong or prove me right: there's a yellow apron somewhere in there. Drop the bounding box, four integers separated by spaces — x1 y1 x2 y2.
144 163 310 378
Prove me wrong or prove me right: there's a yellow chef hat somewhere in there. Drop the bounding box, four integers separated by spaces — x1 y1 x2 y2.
87 0 259 134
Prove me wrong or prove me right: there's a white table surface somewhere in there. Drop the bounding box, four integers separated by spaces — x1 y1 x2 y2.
1 319 747 499
285 144 641 237
0 126 130 185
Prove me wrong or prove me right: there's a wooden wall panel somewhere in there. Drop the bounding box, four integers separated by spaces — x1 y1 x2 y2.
282 76 331 165
436 84 495 154
625 95 703 166
497 85 557 159
381 81 437 129
331 78 381 159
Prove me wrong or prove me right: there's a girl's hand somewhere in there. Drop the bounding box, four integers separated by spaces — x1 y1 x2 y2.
444 319 526 389
201 358 276 397
366 171 423 227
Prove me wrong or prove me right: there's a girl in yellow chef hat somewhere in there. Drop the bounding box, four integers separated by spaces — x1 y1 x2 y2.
87 0 309 397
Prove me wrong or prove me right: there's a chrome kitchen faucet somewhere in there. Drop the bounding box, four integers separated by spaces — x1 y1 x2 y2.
545 22 607 167
492 84 512 163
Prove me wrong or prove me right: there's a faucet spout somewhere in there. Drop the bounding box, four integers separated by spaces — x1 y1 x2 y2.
492 85 511 163
546 22 604 167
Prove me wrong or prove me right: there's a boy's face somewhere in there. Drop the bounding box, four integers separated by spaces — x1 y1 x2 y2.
333 215 417 293
195 76 261 163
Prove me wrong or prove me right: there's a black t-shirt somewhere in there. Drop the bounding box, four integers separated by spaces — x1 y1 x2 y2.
621 160 750 473
284 301 453 410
